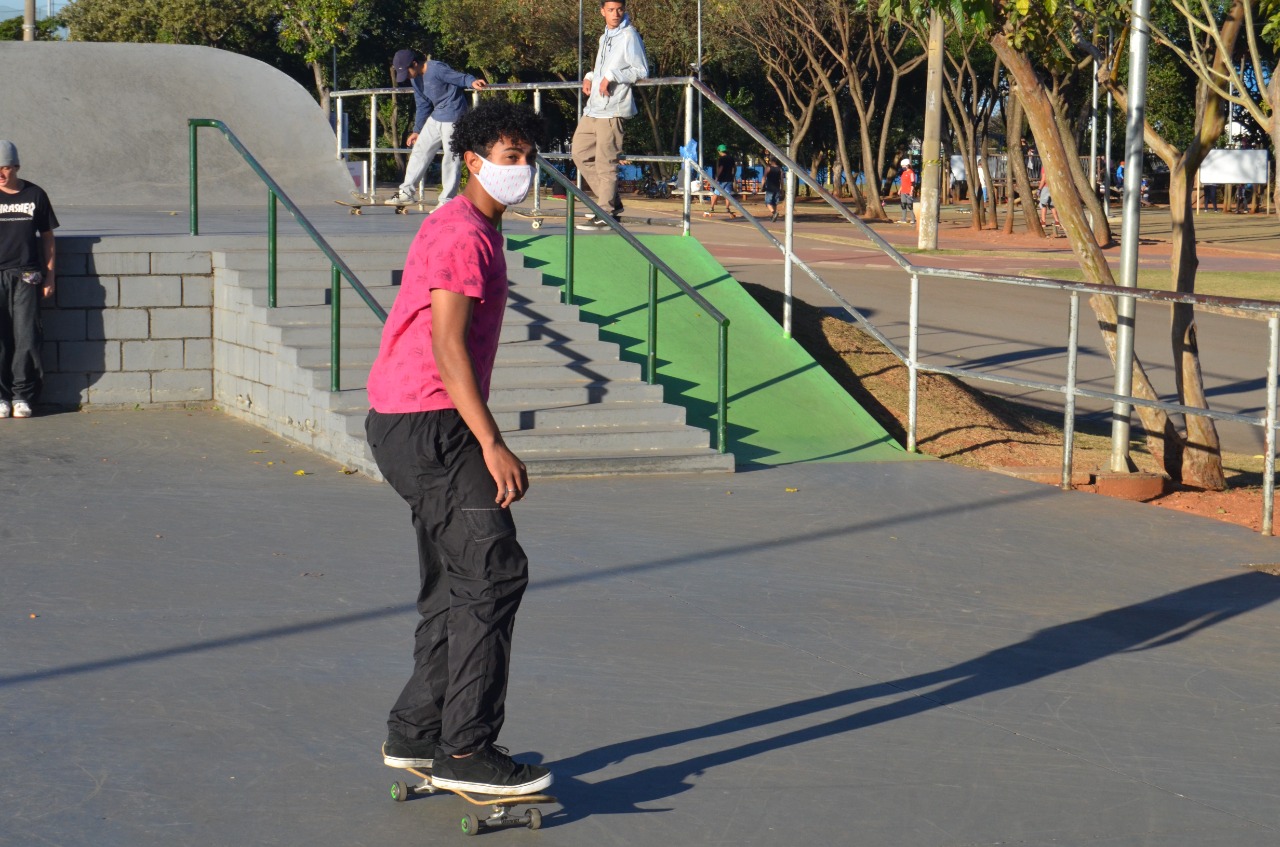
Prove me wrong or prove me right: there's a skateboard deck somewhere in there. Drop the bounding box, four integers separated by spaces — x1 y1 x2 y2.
335 198 412 215
509 208 565 229
389 766 557 836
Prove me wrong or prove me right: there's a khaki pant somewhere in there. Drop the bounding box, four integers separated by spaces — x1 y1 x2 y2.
571 116 625 212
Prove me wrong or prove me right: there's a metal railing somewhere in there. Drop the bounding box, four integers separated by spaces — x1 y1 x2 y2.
534 154 731 453
330 78 1280 532
679 77 1280 536
187 118 388 392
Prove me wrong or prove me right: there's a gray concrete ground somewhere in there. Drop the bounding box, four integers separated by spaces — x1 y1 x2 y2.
5 409 1280 846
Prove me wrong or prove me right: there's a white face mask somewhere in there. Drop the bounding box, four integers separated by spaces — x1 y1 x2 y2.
475 160 534 207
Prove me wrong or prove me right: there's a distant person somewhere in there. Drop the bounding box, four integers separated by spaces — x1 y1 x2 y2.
1204 183 1218 211
763 155 783 223
1114 160 1125 191
366 101 553 797
386 50 488 209
1140 176 1151 207
896 157 916 225
704 144 738 218
572 0 649 231
0 140 58 420
1037 173 1061 234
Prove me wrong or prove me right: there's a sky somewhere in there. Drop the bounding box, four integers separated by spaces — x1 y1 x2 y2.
0 0 70 20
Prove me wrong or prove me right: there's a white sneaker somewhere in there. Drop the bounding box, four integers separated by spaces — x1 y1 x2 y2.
385 190 414 206
0 400 10 418
12 401 32 418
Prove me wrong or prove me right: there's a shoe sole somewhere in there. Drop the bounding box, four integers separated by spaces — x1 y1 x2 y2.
384 755 434 768
430 772 553 796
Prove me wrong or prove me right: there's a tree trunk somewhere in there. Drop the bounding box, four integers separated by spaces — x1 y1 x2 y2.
311 60 330 116
1007 97 1044 236
994 35 1180 473
1168 165 1225 489
1053 104 1111 246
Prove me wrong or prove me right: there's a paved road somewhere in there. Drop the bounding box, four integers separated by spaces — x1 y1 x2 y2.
7 409 1280 847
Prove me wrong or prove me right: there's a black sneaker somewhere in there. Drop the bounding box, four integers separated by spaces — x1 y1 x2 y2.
382 730 438 769
575 214 602 231
431 744 552 796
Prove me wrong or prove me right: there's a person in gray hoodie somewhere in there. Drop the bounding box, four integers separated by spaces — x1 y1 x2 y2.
387 49 488 208
571 0 648 230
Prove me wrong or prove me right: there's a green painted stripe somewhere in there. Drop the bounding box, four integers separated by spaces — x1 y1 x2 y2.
508 233 916 466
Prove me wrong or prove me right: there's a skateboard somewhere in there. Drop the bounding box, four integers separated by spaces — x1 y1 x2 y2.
389 766 557 836
335 198 413 215
509 208 566 229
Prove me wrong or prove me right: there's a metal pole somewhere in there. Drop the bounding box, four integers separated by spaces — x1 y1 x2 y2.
696 0 704 178
533 90 543 216
1109 0 1151 473
188 123 199 236
369 94 378 200
683 83 694 236
918 11 944 250
717 321 728 453
783 168 796 338
578 0 584 120
564 192 576 304
1062 292 1081 489
1264 315 1279 536
1104 32 1113 218
335 96 344 162
647 265 659 383
330 265 342 392
907 273 920 452
267 190 278 308
23 0 35 39
1090 57 1099 202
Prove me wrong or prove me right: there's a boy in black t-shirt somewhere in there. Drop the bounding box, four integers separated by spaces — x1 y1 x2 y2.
0 141 59 419
705 144 738 218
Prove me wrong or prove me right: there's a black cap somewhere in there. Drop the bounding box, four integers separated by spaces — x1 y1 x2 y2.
392 49 420 84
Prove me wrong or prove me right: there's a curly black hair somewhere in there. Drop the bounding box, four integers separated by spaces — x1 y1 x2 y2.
450 100 547 159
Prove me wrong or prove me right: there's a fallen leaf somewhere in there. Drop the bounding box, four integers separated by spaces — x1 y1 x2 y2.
294 469 310 476
249 450 266 454
785 487 799 493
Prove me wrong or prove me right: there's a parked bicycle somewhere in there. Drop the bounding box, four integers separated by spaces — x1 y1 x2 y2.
638 166 672 199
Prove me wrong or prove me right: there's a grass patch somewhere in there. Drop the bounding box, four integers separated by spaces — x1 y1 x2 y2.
1027 267 1280 302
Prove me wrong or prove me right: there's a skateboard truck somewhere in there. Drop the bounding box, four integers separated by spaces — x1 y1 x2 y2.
390 767 554 836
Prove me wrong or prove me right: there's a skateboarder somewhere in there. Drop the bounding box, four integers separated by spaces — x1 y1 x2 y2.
571 0 648 230
0 140 58 420
365 100 553 797
386 49 487 210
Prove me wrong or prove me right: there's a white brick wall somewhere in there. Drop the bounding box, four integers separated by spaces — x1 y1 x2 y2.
43 244 216 408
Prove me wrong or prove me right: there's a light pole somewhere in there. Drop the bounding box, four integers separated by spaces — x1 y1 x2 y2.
696 0 703 175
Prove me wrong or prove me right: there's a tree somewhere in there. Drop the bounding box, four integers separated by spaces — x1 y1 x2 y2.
63 0 277 54
1073 2 1244 490
882 0 1186 477
275 0 372 114
1155 0 1280 219
1 14 63 39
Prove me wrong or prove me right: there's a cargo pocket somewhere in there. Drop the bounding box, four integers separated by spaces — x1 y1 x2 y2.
459 506 516 543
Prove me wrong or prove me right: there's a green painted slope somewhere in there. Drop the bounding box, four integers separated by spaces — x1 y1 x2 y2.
508 233 912 466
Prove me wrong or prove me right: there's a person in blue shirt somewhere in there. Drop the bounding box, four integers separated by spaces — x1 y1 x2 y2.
387 50 488 209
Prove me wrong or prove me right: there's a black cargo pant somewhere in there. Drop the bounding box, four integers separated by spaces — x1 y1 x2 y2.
0 267 43 404
366 408 529 756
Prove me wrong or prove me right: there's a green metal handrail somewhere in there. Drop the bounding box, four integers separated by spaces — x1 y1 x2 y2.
187 118 388 392
535 155 731 453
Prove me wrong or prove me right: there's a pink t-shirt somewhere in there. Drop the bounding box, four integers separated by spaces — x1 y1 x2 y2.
366 196 508 413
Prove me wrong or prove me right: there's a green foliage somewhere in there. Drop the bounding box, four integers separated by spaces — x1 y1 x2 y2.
0 14 64 40
63 0 275 50
275 0 370 65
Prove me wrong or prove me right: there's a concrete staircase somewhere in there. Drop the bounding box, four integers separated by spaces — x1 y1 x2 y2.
212 235 734 478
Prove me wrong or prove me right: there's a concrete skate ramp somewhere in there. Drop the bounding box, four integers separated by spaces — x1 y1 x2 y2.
0 43 350 206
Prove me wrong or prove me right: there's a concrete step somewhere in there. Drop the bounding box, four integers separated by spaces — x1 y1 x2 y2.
214 250 407 273
502 423 710 454
287 337 622 370
521 447 736 477
333 399 686 439
310 358 642 393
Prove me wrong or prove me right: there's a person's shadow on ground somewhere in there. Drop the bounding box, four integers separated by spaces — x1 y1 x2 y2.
544 569 1280 823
